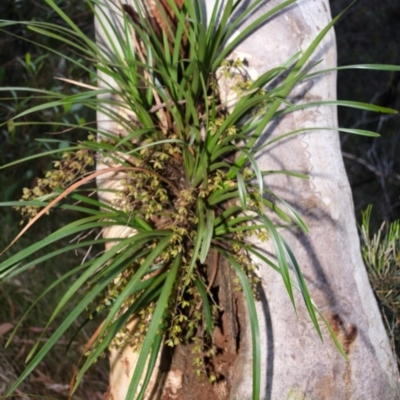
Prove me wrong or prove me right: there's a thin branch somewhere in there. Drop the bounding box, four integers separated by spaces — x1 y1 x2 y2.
342 151 400 184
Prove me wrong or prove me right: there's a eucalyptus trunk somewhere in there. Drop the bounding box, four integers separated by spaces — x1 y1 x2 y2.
95 0 399 399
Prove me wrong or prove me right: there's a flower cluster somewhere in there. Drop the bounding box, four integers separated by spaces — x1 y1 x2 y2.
15 144 95 221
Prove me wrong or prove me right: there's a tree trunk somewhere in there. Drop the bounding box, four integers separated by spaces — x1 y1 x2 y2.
96 0 400 398
227 1 400 398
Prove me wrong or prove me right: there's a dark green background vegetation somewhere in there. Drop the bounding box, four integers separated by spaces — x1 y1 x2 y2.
0 1 107 398
331 0 400 224
0 0 398 397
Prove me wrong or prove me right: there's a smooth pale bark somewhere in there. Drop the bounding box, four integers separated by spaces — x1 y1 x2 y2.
96 0 399 399
95 2 158 399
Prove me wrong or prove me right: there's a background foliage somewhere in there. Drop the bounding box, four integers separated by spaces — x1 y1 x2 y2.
331 0 400 226
0 1 107 398
0 0 94 204
0 0 399 398
360 206 400 367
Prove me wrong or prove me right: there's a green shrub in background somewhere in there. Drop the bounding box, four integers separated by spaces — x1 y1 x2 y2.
0 0 94 203
361 205 400 366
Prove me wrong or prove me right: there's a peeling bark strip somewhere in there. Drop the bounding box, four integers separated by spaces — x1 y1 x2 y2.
95 0 400 399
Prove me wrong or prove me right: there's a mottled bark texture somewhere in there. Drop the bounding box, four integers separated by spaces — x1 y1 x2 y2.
96 0 399 399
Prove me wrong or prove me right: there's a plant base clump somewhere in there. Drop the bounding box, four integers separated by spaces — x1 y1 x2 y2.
17 74 265 383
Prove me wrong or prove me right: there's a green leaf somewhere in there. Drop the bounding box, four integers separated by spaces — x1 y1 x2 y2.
185 198 205 286
0 146 80 169
280 100 398 115
6 250 129 394
5 260 89 348
212 0 297 69
228 0 358 179
218 250 260 400
74 272 168 390
137 333 164 399
0 217 119 275
305 63 400 80
96 237 171 343
195 278 214 336
200 208 215 264
236 171 247 210
127 254 181 399
260 214 294 307
318 313 348 360
241 149 264 195
282 239 321 338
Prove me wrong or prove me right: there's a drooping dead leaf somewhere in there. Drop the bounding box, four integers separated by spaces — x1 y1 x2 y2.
0 322 13 336
1 167 179 255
